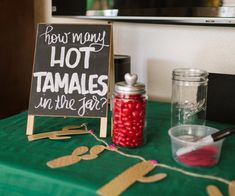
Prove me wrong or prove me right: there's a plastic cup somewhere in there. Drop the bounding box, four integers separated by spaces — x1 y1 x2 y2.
168 125 224 167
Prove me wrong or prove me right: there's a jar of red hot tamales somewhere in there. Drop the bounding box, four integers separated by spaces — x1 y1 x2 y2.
112 73 147 147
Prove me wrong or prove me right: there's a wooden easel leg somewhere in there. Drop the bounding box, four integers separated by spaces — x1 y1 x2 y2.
100 117 108 138
26 115 35 135
111 116 113 136
108 24 114 109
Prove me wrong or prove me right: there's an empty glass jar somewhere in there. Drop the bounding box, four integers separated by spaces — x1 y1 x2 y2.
171 68 208 127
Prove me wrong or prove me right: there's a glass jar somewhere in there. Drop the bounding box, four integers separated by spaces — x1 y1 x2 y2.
171 68 208 127
112 73 147 147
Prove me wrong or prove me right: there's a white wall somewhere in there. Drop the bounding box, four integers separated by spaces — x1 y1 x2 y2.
37 0 235 101
113 22 235 101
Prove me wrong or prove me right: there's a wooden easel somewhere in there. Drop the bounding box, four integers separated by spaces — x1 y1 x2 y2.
26 46 113 137
26 23 114 138
26 115 108 138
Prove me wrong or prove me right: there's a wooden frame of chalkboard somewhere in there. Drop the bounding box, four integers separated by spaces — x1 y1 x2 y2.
26 23 113 138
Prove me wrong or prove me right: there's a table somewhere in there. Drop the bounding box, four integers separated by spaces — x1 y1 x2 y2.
0 101 235 196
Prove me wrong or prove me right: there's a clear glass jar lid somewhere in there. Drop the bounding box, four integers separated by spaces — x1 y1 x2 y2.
115 73 145 94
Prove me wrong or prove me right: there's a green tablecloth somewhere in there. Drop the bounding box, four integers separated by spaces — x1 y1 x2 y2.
0 101 235 196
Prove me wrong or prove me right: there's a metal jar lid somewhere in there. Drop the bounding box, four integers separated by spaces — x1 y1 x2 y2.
115 73 145 95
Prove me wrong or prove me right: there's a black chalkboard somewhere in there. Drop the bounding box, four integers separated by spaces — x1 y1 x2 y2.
28 24 111 118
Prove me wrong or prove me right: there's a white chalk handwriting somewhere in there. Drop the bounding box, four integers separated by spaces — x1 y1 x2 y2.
39 25 109 52
77 96 107 116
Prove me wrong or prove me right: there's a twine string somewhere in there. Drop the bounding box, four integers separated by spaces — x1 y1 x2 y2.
110 149 146 162
90 131 110 147
83 125 230 185
158 163 230 185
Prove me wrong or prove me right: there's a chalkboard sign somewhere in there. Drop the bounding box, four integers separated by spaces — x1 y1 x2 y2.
28 24 111 118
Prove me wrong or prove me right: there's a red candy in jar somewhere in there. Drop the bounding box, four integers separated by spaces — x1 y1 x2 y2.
112 73 147 147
